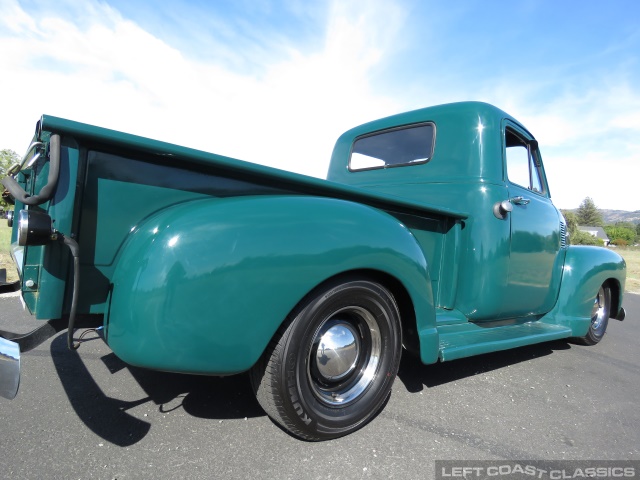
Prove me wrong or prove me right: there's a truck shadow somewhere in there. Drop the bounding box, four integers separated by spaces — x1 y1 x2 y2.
396 340 572 393
50 333 572 446
50 333 264 447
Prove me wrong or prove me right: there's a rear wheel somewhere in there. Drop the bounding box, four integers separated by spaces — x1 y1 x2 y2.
576 283 611 345
250 278 402 440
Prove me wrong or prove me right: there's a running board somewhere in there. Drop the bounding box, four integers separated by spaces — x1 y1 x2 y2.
438 322 573 362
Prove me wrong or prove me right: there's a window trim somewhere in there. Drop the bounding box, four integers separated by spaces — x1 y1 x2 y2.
348 122 436 172
503 124 549 197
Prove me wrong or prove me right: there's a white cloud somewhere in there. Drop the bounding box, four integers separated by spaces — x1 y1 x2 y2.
469 78 640 210
0 0 403 178
1 0 638 211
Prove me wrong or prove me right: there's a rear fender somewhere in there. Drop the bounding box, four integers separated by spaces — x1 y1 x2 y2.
106 196 435 374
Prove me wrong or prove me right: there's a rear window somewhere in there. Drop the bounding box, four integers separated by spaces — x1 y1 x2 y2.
349 123 435 171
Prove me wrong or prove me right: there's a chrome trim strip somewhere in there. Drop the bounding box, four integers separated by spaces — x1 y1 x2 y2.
19 141 44 171
10 244 24 278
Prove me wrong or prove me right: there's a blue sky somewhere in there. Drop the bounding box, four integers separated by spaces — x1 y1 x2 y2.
1 0 639 210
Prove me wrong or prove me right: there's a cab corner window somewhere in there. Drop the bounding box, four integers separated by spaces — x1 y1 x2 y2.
349 123 435 171
505 129 545 194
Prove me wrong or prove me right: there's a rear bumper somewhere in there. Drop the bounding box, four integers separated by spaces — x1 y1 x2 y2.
0 336 20 399
0 316 101 400
0 319 67 400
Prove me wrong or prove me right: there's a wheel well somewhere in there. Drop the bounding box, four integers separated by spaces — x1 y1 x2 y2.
606 278 621 318
296 269 420 358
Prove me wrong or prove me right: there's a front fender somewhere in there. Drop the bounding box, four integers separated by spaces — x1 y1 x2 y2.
546 246 626 336
106 196 434 374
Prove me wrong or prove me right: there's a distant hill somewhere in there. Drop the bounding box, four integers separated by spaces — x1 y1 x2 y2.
600 210 640 225
562 209 640 225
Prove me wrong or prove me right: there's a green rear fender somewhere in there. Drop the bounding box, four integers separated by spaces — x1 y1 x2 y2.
549 246 626 335
106 196 435 374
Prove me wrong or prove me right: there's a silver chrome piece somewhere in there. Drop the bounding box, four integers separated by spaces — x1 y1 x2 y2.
560 220 568 248
314 323 360 381
11 244 24 277
590 286 609 332
0 336 20 400
6 163 21 176
18 141 44 172
493 199 513 219
25 152 41 168
2 135 60 206
6 210 13 228
16 209 54 246
25 279 35 289
510 196 531 205
308 306 382 406
17 210 29 247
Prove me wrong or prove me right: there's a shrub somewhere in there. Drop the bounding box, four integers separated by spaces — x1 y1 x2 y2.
570 230 604 246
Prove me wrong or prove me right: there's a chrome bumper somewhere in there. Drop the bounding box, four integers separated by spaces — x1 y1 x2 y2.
0 318 67 400
0 316 102 400
0 336 20 399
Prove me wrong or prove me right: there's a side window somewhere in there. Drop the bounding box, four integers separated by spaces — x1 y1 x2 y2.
505 129 544 193
349 123 435 171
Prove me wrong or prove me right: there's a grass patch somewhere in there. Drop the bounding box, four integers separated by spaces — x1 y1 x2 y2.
0 221 19 283
616 247 640 295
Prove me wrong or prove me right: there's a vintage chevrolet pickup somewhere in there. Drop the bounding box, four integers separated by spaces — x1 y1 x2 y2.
0 102 627 440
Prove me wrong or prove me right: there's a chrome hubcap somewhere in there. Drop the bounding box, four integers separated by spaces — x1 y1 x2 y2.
591 286 607 331
308 307 381 406
314 323 360 381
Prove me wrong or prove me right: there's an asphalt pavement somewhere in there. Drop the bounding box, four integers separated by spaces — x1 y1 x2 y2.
1 291 639 480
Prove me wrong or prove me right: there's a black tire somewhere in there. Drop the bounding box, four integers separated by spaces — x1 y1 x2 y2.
576 283 611 346
250 278 402 441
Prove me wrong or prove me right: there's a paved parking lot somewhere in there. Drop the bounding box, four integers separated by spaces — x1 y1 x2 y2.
1 292 639 479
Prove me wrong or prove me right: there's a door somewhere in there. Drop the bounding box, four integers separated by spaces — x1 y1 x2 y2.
501 124 563 318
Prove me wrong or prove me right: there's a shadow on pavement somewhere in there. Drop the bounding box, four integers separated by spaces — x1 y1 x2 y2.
50 333 264 447
396 339 572 393
49 328 577 446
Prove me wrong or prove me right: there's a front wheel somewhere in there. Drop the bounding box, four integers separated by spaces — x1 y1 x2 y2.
576 283 611 345
250 278 402 440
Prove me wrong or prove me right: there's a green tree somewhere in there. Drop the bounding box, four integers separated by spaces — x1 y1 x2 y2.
0 149 19 177
1 149 20 209
604 224 636 245
561 210 604 245
571 230 604 246
575 197 603 226
611 221 637 231
561 210 579 236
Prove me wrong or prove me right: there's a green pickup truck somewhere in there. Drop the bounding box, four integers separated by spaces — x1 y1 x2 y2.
0 102 627 440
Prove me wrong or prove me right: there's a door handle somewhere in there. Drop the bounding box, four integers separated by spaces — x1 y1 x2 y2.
510 196 530 205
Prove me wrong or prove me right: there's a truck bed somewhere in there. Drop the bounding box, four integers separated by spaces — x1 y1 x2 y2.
41 115 468 221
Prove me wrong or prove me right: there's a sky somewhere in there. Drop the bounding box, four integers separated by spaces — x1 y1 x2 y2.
0 0 639 211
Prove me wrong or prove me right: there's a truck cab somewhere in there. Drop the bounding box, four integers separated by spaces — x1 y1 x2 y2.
329 103 567 323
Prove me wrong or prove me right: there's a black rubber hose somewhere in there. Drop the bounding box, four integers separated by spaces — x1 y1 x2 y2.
58 233 81 350
1 134 61 206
